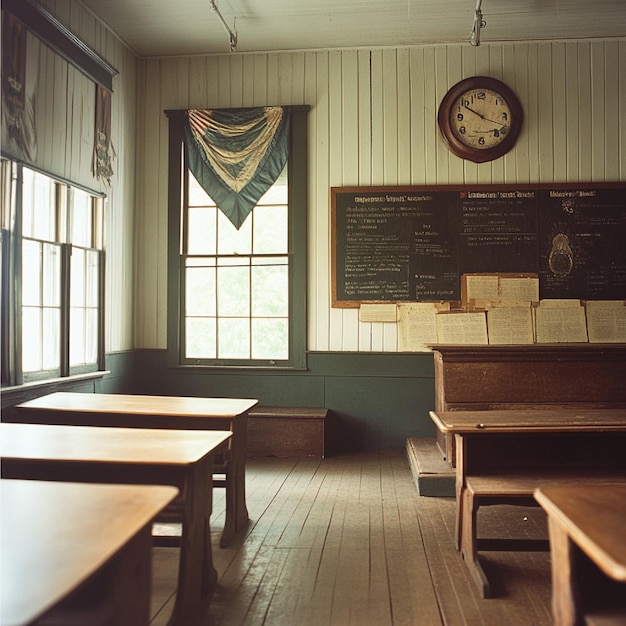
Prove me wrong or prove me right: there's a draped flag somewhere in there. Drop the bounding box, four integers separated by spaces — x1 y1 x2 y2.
93 84 115 185
184 107 290 229
2 12 37 161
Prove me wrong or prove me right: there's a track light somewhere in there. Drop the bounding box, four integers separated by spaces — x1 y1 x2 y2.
210 0 237 52
470 0 486 46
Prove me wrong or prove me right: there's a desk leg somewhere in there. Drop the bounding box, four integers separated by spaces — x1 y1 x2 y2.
454 434 464 551
459 488 491 599
221 416 250 548
546 517 579 626
168 454 217 626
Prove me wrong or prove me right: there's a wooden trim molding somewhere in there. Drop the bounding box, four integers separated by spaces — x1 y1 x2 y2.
2 0 118 91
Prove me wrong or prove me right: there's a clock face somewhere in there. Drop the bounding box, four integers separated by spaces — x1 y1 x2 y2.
438 77 523 163
449 88 512 150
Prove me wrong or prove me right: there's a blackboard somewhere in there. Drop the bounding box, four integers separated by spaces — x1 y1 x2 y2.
331 184 626 306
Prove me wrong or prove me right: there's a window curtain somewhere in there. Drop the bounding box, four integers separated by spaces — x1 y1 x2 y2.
184 106 290 229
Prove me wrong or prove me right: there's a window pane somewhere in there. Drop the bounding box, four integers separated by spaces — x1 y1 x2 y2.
71 248 85 306
22 307 42 372
186 317 216 358
71 189 92 247
43 244 61 307
253 205 288 254
186 266 216 316
252 318 288 359
257 166 287 205
252 262 288 316
69 306 85 366
188 207 217 255
188 173 214 206
217 210 251 255
217 264 250 316
42 307 60 369
23 169 56 241
218 317 249 359
85 250 99 307
22 240 41 306
84 308 98 364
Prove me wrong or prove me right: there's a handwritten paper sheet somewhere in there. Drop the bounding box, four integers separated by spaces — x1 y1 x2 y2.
499 277 539 302
586 300 626 343
397 303 448 351
487 304 534 344
436 312 488 344
464 275 499 301
359 303 397 323
535 301 588 343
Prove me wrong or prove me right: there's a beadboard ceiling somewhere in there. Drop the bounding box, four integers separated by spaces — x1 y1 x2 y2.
80 0 626 58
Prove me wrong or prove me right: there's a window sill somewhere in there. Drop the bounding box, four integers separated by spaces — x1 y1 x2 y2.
1 371 110 402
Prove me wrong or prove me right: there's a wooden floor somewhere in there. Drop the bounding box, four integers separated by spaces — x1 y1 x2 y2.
150 451 553 626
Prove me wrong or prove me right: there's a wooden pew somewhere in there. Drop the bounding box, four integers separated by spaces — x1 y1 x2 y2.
429 408 626 598
535 485 626 626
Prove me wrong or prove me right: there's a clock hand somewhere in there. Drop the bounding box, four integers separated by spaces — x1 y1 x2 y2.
463 104 506 127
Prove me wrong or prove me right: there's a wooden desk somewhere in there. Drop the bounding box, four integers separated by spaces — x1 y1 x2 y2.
429 408 626 598
430 344 626 465
14 392 258 547
535 485 626 626
1 479 178 626
0 423 232 626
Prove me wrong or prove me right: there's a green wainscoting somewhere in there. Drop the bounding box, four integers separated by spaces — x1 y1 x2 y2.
2 350 437 453
134 350 437 452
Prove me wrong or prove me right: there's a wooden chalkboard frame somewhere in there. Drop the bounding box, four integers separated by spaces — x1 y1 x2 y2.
331 183 626 308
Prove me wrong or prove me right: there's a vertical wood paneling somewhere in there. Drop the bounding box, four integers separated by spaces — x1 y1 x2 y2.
590 42 606 180
513 45 531 183
128 39 626 353
564 44 580 181
604 41 620 181
620 42 626 176
313 52 331 351
328 51 345 351
552 43 567 181
409 48 426 185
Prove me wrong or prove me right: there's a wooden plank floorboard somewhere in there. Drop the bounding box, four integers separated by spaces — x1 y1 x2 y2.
150 451 555 626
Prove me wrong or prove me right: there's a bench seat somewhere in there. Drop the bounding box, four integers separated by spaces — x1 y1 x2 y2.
247 406 330 458
460 471 626 598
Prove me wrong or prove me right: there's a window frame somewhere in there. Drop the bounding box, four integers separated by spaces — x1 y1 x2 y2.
165 106 309 370
0 158 106 387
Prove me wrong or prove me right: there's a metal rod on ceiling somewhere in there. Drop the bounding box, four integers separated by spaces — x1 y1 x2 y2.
470 0 486 46
210 0 237 52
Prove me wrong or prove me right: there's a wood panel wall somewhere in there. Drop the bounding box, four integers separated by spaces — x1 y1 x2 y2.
5 0 138 353
135 40 625 353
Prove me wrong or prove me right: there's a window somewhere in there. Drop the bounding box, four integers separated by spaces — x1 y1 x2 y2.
0 159 105 386
166 106 309 368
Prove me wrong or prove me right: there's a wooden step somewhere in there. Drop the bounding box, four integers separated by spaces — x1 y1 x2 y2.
406 437 455 497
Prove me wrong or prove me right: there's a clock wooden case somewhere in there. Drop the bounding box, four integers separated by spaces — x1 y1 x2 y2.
438 76 523 163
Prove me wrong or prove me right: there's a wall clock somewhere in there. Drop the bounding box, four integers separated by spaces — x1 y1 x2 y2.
437 76 523 163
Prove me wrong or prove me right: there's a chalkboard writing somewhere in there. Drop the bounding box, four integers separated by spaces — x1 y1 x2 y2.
332 184 626 306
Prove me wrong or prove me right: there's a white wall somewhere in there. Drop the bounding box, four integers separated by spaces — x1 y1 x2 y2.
135 40 625 353
6 0 138 353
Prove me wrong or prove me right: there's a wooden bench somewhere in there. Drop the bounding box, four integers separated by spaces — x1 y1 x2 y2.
429 408 626 598
535 485 626 626
247 406 330 458
462 472 625 598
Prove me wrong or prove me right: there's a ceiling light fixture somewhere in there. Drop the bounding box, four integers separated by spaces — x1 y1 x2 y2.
470 0 486 46
210 0 237 52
